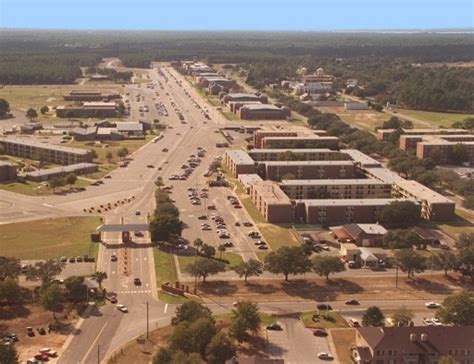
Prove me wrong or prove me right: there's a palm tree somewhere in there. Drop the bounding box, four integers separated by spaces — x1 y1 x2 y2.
193 238 204 255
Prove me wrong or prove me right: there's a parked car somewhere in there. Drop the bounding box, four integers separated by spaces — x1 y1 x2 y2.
425 302 441 309
34 354 49 362
266 323 282 331
345 299 360 305
111 254 118 262
318 352 334 360
317 303 332 310
134 278 142 286
26 327 34 336
313 329 328 337
117 304 128 313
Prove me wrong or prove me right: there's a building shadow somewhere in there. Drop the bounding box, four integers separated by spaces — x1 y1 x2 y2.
280 280 338 301
0 304 31 320
405 277 453 294
197 280 238 296
245 282 279 295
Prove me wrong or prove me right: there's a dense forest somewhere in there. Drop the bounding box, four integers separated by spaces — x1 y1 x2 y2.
0 30 473 111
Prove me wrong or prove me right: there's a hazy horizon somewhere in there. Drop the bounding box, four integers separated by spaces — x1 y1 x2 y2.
0 0 472 31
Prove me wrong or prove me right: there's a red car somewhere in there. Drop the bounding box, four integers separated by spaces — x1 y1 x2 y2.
35 353 50 361
234 205 242 209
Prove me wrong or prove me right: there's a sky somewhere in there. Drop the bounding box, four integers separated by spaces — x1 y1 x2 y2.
0 0 472 30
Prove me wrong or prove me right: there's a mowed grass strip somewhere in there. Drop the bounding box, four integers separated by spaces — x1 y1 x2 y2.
397 109 474 128
154 248 177 286
177 252 243 272
300 310 349 329
0 216 101 259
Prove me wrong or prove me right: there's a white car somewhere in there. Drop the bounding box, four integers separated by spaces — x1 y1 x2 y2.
117 304 128 313
201 226 212 231
425 302 441 309
318 352 334 360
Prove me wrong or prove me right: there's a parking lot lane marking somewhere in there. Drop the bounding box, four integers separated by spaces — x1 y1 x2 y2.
164 304 168 313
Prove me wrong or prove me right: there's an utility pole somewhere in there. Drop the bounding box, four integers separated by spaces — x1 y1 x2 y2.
97 344 100 364
395 263 399 289
146 301 149 339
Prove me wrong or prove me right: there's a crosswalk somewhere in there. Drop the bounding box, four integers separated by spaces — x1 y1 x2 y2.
114 289 152 294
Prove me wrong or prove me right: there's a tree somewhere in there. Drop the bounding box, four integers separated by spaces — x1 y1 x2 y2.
189 317 217 356
312 256 346 281
149 213 183 242
0 344 18 364
0 98 10 118
391 306 414 327
40 105 49 114
41 283 64 320
0 256 21 281
436 291 474 326
229 316 248 343
117 147 129 160
0 277 24 304
206 333 236 364
168 322 195 354
201 244 216 258
233 259 263 283
264 246 312 281
89 149 98 159
92 271 107 289
362 306 385 327
456 232 474 281
171 301 213 326
153 348 172 364
48 176 65 192
448 144 469 165
185 258 225 283
439 356 459 364
395 249 427 278
155 203 180 218
65 173 77 187
232 301 261 337
217 244 226 260
383 229 424 249
193 238 204 255
26 107 38 120
64 276 87 302
431 251 459 277
105 151 113 163
25 259 65 287
379 201 420 228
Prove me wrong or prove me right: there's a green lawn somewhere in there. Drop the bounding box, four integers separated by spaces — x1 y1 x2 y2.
177 252 243 272
0 217 101 259
154 248 177 286
158 291 202 304
300 310 349 329
436 209 474 238
0 178 91 196
222 111 240 121
213 312 276 326
397 109 474 128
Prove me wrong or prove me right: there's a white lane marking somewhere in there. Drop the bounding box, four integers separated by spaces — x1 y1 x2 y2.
42 203 53 207
164 304 168 314
83 322 108 362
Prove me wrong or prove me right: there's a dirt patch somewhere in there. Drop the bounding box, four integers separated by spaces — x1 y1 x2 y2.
330 328 355 364
195 274 470 304
0 304 79 362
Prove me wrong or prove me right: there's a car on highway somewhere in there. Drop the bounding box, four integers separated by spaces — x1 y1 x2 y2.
135 210 141 215
243 221 253 227
111 254 117 262
313 328 328 337
258 245 269 250
425 302 441 309
201 226 212 231
162 148 169 152
198 215 208 220
223 242 234 247
345 299 360 305
318 352 334 360
134 278 142 286
147 164 154 168
117 304 128 313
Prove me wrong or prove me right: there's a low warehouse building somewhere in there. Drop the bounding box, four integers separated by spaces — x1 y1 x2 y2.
239 104 290 120
24 163 98 182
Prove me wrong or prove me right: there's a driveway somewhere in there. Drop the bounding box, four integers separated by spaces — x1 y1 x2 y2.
264 315 329 364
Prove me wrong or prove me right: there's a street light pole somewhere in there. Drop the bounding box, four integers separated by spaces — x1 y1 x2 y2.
146 301 149 339
97 344 100 364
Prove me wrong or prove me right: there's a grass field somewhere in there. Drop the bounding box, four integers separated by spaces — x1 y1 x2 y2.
67 135 153 165
177 252 243 272
331 329 355 364
153 248 177 286
0 178 90 196
397 109 474 128
300 310 349 329
0 216 101 259
437 209 474 238
222 111 240 121
318 106 390 131
0 85 121 112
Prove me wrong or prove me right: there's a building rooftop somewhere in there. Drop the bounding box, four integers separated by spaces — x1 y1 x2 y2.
357 326 474 354
242 104 283 111
116 122 143 132
281 178 387 186
395 179 454 204
252 181 292 205
97 127 119 135
225 150 255 165
263 136 339 141
249 148 334 154
0 161 16 167
298 198 410 207
238 174 263 188
72 127 97 135
0 137 91 155
343 149 382 167
23 163 96 177
364 167 404 184
226 93 260 99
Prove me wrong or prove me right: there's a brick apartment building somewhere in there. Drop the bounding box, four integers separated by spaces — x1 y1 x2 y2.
220 93 268 105
250 181 293 223
239 104 291 120
0 161 18 182
0 137 94 165
253 130 298 149
353 326 474 364
281 179 392 199
224 150 256 176
261 136 339 149
376 128 468 141
24 163 98 182
259 160 355 181
248 148 350 162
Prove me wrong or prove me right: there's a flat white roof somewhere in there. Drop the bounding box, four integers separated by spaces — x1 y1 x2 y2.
364 167 404 184
225 150 255 165
343 149 381 167
357 224 388 235
395 179 454 204
116 122 143 132
0 137 91 155
24 163 96 177
263 160 354 166
242 104 282 111
249 148 334 154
